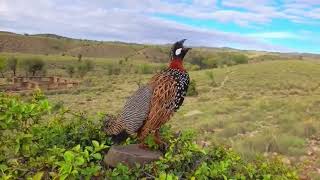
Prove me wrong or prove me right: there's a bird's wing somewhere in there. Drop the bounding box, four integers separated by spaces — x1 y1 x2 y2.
120 85 153 135
138 73 177 139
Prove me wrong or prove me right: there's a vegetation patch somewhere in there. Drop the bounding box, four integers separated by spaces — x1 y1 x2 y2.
0 92 298 179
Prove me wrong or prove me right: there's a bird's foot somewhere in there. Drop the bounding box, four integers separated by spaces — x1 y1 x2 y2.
138 143 149 150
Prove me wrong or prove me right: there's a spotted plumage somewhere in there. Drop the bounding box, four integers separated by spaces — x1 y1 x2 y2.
103 39 191 148
167 68 190 111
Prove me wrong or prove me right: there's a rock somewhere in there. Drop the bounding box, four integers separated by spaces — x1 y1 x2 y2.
104 144 162 168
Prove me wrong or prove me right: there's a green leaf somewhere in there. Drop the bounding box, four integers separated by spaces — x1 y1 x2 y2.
32 171 44 180
85 146 93 152
92 153 102 160
159 172 167 180
60 174 69 180
92 140 99 149
60 163 72 174
71 169 79 175
73 145 81 152
167 174 173 180
64 151 75 163
75 156 85 166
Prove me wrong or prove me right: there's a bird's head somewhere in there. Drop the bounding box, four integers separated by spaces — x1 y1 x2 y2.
169 39 191 71
170 39 191 60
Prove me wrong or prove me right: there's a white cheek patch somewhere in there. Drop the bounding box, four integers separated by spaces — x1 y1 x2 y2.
175 48 182 55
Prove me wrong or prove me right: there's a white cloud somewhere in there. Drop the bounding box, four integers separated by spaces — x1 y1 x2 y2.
1 0 318 52
248 32 300 39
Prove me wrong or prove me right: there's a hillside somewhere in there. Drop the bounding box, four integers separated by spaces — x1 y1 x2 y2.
0 32 168 60
1 31 319 61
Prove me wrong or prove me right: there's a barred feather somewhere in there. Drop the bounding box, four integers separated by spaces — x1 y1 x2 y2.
104 85 153 136
120 85 153 135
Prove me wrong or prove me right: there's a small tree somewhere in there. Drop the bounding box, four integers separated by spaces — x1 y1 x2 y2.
0 57 5 77
78 54 82 62
66 65 75 78
77 60 94 78
23 57 45 76
84 60 94 71
7 56 18 76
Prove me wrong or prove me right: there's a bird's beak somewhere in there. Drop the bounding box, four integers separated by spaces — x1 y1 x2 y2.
183 47 191 53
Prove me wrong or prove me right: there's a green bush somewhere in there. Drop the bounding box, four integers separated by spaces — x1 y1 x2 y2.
105 63 121 75
0 92 298 179
22 57 46 76
6 56 18 76
66 65 75 78
186 52 248 69
138 63 153 74
77 60 94 78
187 79 198 96
0 57 6 77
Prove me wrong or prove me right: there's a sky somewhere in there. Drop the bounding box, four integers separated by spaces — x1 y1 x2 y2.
0 0 320 53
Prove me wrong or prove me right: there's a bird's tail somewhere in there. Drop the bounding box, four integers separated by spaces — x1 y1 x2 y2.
102 114 129 143
111 130 129 144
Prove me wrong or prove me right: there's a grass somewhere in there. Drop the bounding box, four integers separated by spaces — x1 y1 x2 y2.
1 51 320 177
44 59 320 162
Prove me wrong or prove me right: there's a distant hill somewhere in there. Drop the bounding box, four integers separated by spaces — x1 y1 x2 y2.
0 31 319 61
31 33 72 40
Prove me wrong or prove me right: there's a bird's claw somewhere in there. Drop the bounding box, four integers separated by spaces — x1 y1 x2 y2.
138 143 149 150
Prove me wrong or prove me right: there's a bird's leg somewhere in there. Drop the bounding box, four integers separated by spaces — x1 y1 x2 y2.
138 143 149 150
137 131 149 150
154 130 168 152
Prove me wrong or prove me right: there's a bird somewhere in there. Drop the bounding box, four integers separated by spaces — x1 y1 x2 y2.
103 39 191 149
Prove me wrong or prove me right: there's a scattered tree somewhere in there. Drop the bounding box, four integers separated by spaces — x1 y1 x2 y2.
66 65 75 78
23 57 45 76
7 56 18 76
0 57 5 77
78 54 82 62
77 60 94 78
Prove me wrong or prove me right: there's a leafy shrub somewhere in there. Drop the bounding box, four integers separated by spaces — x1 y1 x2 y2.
6 56 18 76
77 60 94 78
138 63 153 74
105 63 121 75
22 57 46 76
187 79 198 96
187 52 249 69
66 65 75 78
0 92 298 179
0 57 6 77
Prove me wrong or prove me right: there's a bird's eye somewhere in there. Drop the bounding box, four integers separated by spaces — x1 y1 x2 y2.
175 48 182 55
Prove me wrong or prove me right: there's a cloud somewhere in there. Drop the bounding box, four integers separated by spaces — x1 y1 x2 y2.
0 0 317 53
248 32 300 39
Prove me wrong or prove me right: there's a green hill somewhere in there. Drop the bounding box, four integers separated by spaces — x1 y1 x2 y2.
1 31 319 62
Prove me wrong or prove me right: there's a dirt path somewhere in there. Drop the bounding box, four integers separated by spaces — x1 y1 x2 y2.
300 135 320 179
